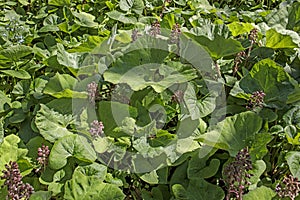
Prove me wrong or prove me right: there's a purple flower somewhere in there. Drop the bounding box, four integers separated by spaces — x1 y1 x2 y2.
248 28 258 44
87 81 99 105
246 90 266 110
223 147 253 200
1 161 34 200
276 175 300 200
171 90 184 103
36 144 50 172
170 23 181 44
149 21 161 37
89 120 104 137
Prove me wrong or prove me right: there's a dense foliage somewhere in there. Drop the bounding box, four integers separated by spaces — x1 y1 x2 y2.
0 0 299 199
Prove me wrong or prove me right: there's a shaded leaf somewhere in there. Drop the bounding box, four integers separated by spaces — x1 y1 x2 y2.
286 151 300 179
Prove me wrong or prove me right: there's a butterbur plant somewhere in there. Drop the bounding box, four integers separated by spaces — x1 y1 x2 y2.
36 144 50 172
246 91 265 110
275 175 300 200
1 161 34 200
87 81 99 105
233 51 247 75
248 28 258 45
223 147 253 200
171 90 184 103
89 120 104 138
170 23 181 45
149 21 161 37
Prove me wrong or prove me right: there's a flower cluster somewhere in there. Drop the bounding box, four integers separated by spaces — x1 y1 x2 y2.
149 21 161 37
89 120 104 138
223 147 253 200
170 23 181 44
87 81 99 105
1 161 34 200
248 28 258 44
233 51 247 74
131 29 139 42
171 90 184 103
246 90 266 109
36 144 50 172
276 175 300 200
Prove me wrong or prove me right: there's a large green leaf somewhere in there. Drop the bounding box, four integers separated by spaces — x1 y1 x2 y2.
286 151 300 179
266 28 299 49
238 59 295 108
29 191 52 200
48 0 70 6
43 72 86 98
0 120 3 144
74 163 107 182
172 179 224 200
243 186 276 200
106 11 137 24
227 22 254 37
249 132 273 160
248 160 266 189
35 104 74 143
49 134 97 170
64 167 125 200
0 90 11 113
72 11 98 28
0 69 31 79
56 44 81 69
105 64 197 93
97 101 138 137
196 111 262 156
283 106 300 127
184 33 244 59
0 45 32 61
120 0 144 14
187 150 219 179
